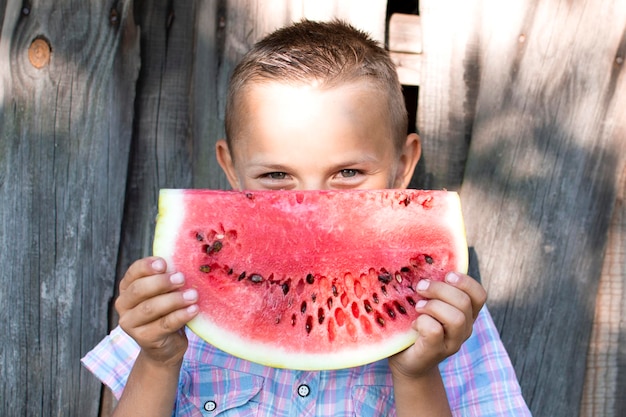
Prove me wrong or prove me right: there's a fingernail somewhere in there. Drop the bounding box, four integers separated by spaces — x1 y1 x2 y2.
187 304 198 314
446 272 459 284
170 272 184 285
152 259 165 272
183 289 198 301
416 299 427 309
417 279 430 291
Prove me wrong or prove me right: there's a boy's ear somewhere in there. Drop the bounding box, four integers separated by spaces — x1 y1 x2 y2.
394 133 421 189
216 139 241 190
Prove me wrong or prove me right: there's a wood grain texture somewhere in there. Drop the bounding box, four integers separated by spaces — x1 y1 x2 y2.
459 1 626 416
0 1 140 415
114 0 197 282
581 166 625 416
413 0 480 190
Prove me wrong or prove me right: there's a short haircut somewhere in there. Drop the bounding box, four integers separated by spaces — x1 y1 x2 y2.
225 19 408 151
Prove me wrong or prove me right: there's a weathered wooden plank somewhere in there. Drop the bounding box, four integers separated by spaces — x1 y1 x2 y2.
388 13 422 87
388 13 422 54
459 1 626 416
581 166 625 416
114 0 197 283
0 1 140 416
414 0 480 190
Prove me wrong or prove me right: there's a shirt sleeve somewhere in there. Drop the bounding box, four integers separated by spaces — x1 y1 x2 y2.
81 326 140 400
439 306 532 416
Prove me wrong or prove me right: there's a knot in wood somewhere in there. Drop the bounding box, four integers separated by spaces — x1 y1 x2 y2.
28 38 51 69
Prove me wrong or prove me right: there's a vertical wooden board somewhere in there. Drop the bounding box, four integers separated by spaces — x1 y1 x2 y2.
414 0 481 190
580 166 626 416
191 0 230 190
0 1 140 416
460 1 626 416
115 0 198 282
293 0 387 42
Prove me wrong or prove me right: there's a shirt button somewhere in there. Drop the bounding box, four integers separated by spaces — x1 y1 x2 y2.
204 400 217 412
297 384 311 397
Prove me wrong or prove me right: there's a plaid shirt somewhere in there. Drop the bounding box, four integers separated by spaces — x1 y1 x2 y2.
82 306 530 416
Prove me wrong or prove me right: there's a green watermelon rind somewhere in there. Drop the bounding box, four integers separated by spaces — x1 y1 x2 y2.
153 189 468 370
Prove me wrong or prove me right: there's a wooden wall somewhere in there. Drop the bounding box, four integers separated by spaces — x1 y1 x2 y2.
0 1 624 416
417 2 625 416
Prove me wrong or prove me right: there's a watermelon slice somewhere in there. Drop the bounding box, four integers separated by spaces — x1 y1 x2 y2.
153 189 467 370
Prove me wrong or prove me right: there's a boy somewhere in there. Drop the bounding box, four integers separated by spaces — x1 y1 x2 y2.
83 20 530 416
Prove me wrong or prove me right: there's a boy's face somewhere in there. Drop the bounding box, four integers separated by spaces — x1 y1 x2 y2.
217 81 420 191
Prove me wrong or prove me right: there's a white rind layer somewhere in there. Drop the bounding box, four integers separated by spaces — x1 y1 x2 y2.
187 313 418 370
153 189 186 271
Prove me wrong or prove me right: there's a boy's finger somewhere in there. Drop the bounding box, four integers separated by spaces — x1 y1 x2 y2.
416 278 473 321
443 272 487 319
415 298 471 347
116 271 186 312
412 314 445 355
119 257 168 291
118 288 198 331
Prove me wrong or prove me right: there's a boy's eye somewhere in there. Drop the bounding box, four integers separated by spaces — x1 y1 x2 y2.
265 172 287 180
339 169 359 178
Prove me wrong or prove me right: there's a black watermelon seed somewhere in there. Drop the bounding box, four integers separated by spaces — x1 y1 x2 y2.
378 272 392 284
199 265 211 273
372 293 380 304
381 285 388 296
305 316 313 334
375 314 385 327
327 297 333 309
406 296 416 307
332 284 338 297
425 255 433 264
385 304 396 319
300 301 307 314
395 301 408 315
281 283 290 295
291 314 297 326
210 241 223 254
400 266 411 273
196 233 204 241
306 273 315 284
227 268 233 275
318 308 325 324
363 299 373 313
238 272 246 281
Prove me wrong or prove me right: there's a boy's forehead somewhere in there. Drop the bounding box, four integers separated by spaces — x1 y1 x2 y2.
236 78 390 121
229 80 396 160
235 80 390 130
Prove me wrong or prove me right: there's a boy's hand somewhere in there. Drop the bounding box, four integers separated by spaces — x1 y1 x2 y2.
115 257 199 366
388 272 487 379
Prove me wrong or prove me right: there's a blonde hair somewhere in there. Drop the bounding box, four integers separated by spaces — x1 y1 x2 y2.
225 19 408 151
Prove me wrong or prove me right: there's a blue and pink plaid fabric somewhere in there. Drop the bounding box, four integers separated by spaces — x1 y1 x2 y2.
82 306 530 416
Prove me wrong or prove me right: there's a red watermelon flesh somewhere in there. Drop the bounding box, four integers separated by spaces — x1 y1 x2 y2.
153 189 467 370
